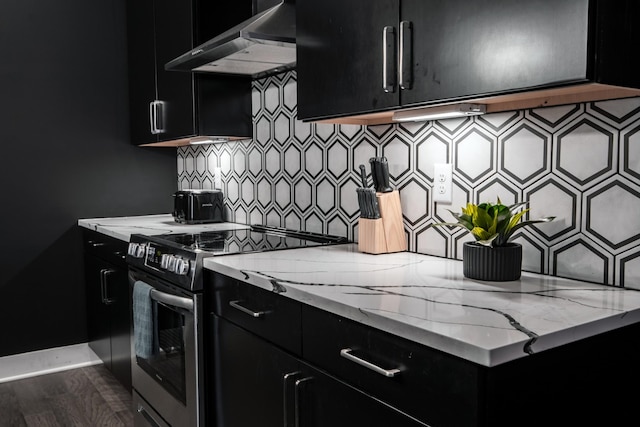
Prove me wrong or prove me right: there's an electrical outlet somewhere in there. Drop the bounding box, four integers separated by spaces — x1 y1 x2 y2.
433 163 453 203
214 167 222 189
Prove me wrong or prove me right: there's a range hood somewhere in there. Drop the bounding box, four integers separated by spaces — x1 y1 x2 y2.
165 0 296 79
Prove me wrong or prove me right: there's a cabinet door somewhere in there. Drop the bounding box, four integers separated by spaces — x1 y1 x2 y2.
85 255 132 390
107 262 132 391
212 315 426 427
302 305 480 426
85 255 113 370
154 0 197 141
297 0 400 120
126 0 158 145
402 0 590 106
211 315 299 427
296 363 427 427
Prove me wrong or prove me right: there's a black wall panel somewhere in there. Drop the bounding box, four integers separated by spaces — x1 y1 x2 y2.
0 0 177 357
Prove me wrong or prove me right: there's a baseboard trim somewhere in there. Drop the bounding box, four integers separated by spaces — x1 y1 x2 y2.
0 343 102 384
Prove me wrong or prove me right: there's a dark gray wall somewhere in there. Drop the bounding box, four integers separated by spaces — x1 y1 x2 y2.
0 0 177 357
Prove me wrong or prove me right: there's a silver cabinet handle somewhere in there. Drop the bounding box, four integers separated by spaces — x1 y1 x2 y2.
399 20 413 90
155 100 165 134
294 377 313 427
382 26 397 93
229 300 266 318
283 371 301 427
100 268 116 305
149 100 166 134
340 348 401 378
149 101 157 134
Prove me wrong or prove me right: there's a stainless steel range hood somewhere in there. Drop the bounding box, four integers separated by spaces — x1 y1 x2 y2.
165 0 296 79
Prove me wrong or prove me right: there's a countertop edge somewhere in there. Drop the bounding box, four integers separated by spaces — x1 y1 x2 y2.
203 251 640 368
78 220 129 242
203 258 504 366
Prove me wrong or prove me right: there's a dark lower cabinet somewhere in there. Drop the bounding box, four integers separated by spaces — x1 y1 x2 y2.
208 271 640 427
83 230 132 391
295 363 426 427
211 315 296 427
212 315 425 427
209 273 427 427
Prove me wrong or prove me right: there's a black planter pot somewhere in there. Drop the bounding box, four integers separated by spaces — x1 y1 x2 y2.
462 242 523 281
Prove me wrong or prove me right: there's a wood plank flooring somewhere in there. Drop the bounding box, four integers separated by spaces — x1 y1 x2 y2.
0 365 133 427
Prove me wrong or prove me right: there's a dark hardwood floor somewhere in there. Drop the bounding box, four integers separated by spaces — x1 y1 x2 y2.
0 364 133 427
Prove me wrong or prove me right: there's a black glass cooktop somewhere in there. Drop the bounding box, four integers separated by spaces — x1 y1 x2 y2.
156 224 349 254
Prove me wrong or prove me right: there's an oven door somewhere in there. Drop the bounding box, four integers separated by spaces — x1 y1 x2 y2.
128 268 204 427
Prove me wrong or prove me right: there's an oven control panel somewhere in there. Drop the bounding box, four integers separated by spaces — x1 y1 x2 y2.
128 242 191 276
160 253 190 275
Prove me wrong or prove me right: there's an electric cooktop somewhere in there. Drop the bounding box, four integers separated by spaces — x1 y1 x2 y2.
127 223 350 291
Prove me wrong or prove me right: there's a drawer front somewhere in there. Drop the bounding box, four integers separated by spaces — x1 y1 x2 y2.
83 229 127 267
210 272 302 356
302 305 481 427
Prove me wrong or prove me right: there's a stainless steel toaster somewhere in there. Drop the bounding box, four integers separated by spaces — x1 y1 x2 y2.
172 189 225 224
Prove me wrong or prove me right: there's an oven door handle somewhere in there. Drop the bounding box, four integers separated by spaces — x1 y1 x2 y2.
150 289 193 312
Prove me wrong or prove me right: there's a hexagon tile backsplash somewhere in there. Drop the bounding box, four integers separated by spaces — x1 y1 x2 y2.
178 71 640 289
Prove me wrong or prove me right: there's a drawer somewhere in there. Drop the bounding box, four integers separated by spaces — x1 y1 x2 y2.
210 272 302 356
83 229 127 267
301 305 481 427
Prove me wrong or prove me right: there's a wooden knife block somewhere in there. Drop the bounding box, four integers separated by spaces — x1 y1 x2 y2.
358 190 407 254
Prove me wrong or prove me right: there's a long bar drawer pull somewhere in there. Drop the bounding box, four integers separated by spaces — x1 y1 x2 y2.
340 348 401 378
229 300 266 318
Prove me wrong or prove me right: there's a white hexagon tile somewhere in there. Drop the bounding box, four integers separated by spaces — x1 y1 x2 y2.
178 72 640 288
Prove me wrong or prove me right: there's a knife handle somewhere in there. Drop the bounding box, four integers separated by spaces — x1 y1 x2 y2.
368 189 381 219
369 158 379 191
378 158 393 193
357 188 368 218
359 164 368 188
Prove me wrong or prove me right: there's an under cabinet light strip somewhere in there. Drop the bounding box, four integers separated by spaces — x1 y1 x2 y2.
189 137 230 145
393 103 486 122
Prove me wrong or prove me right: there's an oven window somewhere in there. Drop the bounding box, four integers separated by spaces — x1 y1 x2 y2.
137 301 187 404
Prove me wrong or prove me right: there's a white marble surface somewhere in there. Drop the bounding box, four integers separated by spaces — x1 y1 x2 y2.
77 214 250 241
204 244 640 367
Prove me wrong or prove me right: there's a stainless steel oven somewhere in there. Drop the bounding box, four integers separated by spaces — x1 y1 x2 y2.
126 222 349 427
128 268 203 427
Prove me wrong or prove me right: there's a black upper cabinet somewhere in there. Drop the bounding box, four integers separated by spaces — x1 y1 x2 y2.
127 0 157 145
126 0 253 146
297 0 399 121
403 0 591 106
297 0 640 122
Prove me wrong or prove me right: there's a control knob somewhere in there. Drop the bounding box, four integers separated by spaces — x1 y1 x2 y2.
127 243 146 258
160 253 171 269
166 255 177 272
174 258 190 275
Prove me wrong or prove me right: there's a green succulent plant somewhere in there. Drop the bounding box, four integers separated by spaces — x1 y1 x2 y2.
435 198 555 247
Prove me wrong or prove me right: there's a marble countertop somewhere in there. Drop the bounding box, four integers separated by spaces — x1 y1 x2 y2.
204 244 640 367
77 214 250 241
78 215 640 367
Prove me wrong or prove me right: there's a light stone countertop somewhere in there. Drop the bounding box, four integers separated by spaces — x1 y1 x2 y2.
78 215 640 367
77 214 249 241
204 244 640 367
